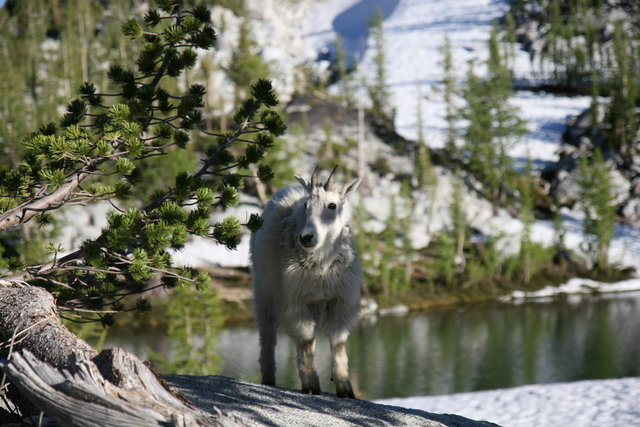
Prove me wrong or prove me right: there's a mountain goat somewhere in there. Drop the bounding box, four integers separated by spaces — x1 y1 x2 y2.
250 167 362 398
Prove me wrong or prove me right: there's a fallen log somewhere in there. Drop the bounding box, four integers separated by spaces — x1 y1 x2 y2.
0 286 97 368
1 349 241 427
0 285 241 426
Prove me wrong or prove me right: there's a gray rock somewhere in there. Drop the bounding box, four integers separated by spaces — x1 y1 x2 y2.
621 198 640 225
609 168 631 205
631 176 640 196
550 170 580 207
165 375 498 427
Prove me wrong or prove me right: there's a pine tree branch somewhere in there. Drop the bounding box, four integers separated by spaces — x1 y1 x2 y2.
0 157 108 232
0 125 240 285
0 249 85 284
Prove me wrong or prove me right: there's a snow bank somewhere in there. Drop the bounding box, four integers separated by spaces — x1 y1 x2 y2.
506 277 640 301
375 376 640 427
170 234 251 270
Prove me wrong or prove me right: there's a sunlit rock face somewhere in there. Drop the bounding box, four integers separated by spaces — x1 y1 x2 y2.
194 1 318 113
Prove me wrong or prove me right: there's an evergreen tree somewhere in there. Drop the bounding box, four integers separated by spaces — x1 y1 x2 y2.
353 195 375 294
152 281 225 375
396 181 415 292
503 12 517 69
461 62 495 188
432 173 467 288
577 149 616 268
318 117 348 171
414 87 436 190
519 157 536 283
0 1 284 324
335 34 347 82
462 24 526 207
367 7 394 123
334 34 356 106
0 1 139 168
228 19 270 103
553 209 566 246
541 0 565 83
488 22 527 149
450 172 468 266
605 20 639 159
379 196 398 297
518 0 637 97
0 35 29 167
433 231 456 288
440 35 458 156
487 23 519 204
583 0 603 86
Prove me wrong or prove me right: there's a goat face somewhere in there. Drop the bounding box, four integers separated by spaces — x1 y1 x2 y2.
295 167 361 255
298 186 344 251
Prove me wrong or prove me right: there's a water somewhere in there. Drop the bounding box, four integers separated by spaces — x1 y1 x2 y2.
104 292 640 400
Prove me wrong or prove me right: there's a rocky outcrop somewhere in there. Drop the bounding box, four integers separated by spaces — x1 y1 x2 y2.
165 374 498 427
542 108 640 226
196 1 318 111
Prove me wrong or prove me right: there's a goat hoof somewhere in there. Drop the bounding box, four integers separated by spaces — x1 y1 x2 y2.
336 388 356 399
261 375 276 386
302 386 321 395
335 379 356 398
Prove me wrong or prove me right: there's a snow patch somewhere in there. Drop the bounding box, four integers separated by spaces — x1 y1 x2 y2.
376 377 640 427
507 277 640 301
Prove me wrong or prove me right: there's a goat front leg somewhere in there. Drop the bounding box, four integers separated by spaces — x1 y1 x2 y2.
259 326 277 386
256 303 277 386
330 338 356 398
296 338 321 395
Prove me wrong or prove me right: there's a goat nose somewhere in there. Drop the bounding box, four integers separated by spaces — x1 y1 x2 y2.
299 232 315 247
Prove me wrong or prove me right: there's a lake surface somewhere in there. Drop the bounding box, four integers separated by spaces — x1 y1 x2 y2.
104 291 640 400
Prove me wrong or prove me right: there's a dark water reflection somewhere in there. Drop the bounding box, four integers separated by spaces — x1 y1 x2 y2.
350 294 640 398
104 292 640 400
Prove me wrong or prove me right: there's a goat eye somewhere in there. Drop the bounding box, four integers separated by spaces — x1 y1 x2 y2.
328 202 337 210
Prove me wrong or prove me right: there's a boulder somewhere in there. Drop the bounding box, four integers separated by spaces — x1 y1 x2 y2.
621 197 640 226
609 168 631 205
549 169 580 207
165 375 498 427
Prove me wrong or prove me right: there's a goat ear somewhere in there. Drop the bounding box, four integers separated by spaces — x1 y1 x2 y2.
295 175 309 191
341 178 361 200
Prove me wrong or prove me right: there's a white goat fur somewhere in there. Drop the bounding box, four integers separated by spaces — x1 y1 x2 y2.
250 169 361 398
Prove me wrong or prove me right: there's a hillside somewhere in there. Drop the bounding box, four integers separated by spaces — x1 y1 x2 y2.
1 0 639 308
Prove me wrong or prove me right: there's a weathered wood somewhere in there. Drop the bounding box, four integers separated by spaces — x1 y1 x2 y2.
0 286 97 369
1 350 242 427
0 285 243 426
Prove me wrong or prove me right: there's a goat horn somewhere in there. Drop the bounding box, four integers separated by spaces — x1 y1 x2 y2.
324 165 338 191
309 165 319 189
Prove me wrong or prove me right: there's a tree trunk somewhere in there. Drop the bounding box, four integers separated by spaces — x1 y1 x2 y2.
0 286 97 368
0 285 242 426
